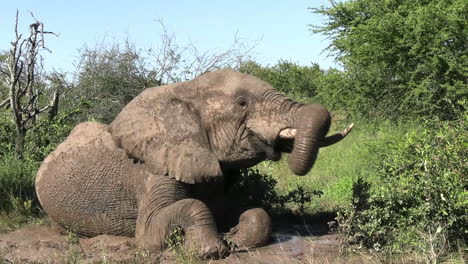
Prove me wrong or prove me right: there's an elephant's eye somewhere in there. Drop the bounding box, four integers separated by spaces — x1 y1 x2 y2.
238 99 247 107
235 94 249 110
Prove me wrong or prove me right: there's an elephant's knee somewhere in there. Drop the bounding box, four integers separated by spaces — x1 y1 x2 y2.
229 208 272 249
136 198 218 252
177 198 216 227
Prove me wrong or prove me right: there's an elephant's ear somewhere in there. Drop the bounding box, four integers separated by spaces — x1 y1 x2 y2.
163 97 223 184
110 88 223 185
167 141 223 184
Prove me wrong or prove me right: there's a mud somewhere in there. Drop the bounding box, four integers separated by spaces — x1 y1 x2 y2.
0 223 352 263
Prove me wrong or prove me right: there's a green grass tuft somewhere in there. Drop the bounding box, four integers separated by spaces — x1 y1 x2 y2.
256 120 412 213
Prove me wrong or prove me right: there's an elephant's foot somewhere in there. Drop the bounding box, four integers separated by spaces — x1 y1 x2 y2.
136 198 228 259
226 208 272 250
184 224 229 259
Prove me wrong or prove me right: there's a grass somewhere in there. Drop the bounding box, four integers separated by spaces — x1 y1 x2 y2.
2 119 463 263
0 153 39 212
256 119 412 213
0 213 37 234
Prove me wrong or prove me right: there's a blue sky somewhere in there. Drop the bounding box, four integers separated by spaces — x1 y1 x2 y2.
0 1 337 73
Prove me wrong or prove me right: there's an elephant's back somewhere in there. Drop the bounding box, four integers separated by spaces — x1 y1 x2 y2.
36 122 139 236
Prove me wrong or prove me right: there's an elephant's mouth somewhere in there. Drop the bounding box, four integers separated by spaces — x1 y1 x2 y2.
275 124 354 153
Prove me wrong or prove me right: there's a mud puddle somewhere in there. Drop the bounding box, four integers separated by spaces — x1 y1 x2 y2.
0 223 349 263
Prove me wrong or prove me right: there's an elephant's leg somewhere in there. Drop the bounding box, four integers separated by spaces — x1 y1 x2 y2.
135 176 228 259
226 208 272 250
137 198 229 258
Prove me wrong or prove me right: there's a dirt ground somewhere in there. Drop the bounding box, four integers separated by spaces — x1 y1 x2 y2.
0 222 361 264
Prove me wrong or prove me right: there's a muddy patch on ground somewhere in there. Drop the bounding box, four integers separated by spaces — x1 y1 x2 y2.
0 223 355 263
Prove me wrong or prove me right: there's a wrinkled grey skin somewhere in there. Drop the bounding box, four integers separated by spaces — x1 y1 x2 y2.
36 69 351 259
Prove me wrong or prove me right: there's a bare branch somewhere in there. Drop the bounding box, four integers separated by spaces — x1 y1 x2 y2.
28 10 58 50
47 89 60 120
14 10 19 40
0 68 8 76
146 21 257 83
0 98 10 109
5 10 58 154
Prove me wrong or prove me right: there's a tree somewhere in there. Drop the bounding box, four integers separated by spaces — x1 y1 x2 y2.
311 0 468 119
73 41 158 123
0 11 60 155
0 53 8 97
146 22 256 84
239 60 323 100
73 24 256 123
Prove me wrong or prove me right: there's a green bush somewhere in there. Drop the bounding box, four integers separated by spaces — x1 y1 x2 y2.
312 0 468 120
24 108 81 162
0 108 80 214
227 168 323 214
239 60 323 100
226 168 282 211
338 107 467 254
0 112 15 156
0 153 39 213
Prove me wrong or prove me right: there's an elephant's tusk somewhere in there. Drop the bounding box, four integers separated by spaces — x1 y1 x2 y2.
319 123 354 147
279 128 297 139
279 123 353 146
342 123 354 137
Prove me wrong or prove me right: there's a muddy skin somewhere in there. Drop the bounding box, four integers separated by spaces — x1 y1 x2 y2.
33 69 353 259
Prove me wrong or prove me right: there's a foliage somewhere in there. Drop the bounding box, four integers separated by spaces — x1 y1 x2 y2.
166 226 185 252
253 120 408 213
227 168 323 214
0 11 60 155
0 115 41 223
312 0 468 120
282 185 323 214
24 106 84 162
0 106 80 214
74 41 160 123
0 111 15 155
239 60 323 100
0 153 39 213
147 22 256 84
315 68 354 113
73 29 256 124
65 230 80 246
337 107 467 255
227 168 282 210
0 53 7 97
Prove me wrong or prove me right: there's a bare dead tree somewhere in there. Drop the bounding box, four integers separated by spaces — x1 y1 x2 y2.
147 21 258 84
46 71 75 121
0 10 59 155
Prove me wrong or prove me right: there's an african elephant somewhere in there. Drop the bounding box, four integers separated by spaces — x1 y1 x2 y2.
35 69 352 259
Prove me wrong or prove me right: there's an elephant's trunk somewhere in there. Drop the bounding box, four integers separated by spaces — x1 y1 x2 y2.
259 89 352 176
278 104 354 176
287 104 330 176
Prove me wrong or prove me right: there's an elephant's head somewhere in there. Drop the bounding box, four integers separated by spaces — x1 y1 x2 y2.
193 69 353 175
110 69 353 183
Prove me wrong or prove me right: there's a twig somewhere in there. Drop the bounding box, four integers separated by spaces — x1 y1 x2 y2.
0 98 10 108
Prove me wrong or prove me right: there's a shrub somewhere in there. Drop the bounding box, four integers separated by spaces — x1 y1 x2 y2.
312 0 468 120
239 60 323 100
0 112 15 156
227 168 323 214
338 106 467 255
0 153 39 213
226 168 282 211
0 107 81 214
24 108 81 162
